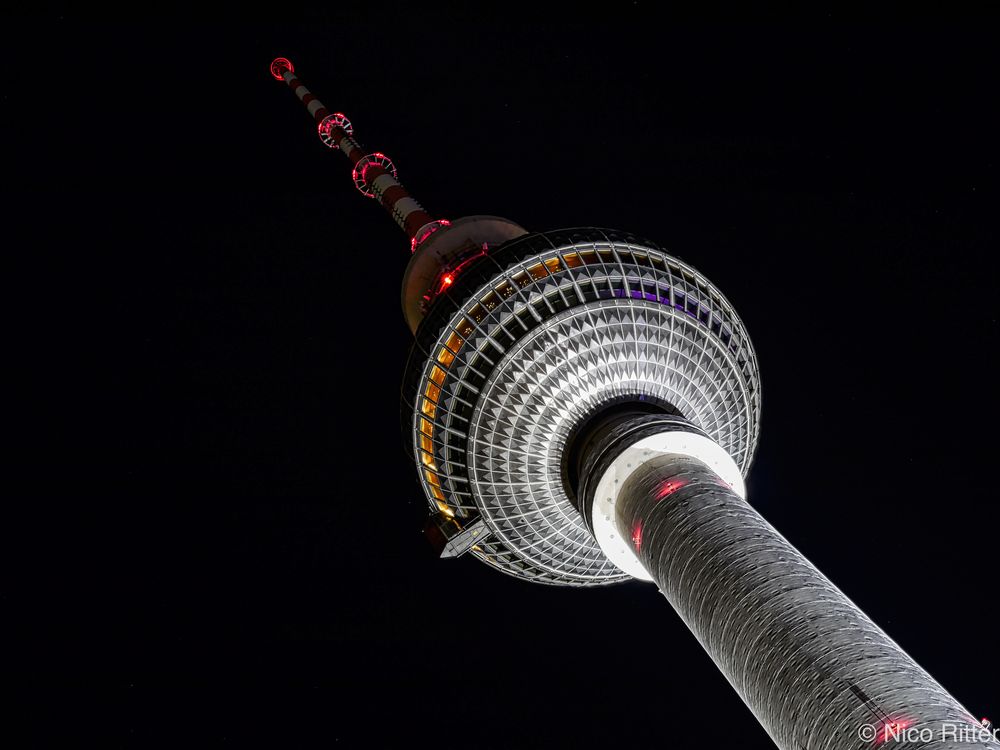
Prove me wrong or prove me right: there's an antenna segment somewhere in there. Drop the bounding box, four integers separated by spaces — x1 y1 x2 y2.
270 57 441 242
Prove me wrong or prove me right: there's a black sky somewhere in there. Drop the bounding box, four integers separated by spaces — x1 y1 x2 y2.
8 13 999 749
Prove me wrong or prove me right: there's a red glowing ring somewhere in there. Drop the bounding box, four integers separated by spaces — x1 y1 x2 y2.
270 57 294 80
352 153 398 198
317 113 354 149
410 219 452 253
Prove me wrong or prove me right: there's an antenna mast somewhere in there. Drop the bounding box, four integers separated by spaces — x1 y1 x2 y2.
269 57 444 245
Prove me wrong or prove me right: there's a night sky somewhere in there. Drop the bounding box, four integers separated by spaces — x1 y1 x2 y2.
10 13 998 748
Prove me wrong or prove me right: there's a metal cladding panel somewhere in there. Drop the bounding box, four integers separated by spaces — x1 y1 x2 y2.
615 454 992 750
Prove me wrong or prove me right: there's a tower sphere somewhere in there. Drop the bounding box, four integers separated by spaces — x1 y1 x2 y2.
403 227 761 585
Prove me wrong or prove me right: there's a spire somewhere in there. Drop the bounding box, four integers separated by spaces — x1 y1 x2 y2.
270 58 446 246
270 57 527 332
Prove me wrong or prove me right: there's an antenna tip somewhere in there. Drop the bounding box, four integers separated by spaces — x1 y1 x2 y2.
270 57 294 80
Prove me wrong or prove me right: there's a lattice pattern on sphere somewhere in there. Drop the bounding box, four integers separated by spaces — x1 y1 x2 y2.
404 228 761 585
468 301 751 582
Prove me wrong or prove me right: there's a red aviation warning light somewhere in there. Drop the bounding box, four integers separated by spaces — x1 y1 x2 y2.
352 153 398 197
655 477 687 501
269 57 293 80
410 219 451 254
875 719 912 745
317 113 353 148
631 520 643 552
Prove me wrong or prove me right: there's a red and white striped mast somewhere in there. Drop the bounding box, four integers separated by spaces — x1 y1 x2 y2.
270 57 526 332
270 57 447 249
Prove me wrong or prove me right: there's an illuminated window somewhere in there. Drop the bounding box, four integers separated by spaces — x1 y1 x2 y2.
527 262 548 280
455 318 474 337
445 331 464 353
420 450 437 469
468 303 485 323
429 365 446 385
424 382 441 402
429 485 445 501
580 250 599 265
419 434 434 453
496 280 515 298
421 398 437 418
543 257 562 274
562 252 583 268
437 347 455 367
425 470 441 486
512 271 531 288
419 417 433 436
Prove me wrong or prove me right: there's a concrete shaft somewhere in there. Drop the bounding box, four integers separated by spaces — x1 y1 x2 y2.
615 454 991 750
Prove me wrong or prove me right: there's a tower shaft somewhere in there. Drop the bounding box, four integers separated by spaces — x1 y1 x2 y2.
270 58 436 239
613 452 986 750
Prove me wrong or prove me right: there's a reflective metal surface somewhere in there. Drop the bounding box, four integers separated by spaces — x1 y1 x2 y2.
404 228 761 584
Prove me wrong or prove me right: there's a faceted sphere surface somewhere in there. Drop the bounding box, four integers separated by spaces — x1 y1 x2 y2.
403 228 760 585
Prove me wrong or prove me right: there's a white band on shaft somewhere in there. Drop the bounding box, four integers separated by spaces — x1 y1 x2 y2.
591 431 746 581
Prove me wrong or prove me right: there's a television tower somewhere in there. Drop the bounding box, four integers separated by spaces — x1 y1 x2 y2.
271 58 993 750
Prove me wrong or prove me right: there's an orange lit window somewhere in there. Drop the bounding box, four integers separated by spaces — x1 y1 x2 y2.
421 398 437 418
468 303 485 323
445 331 464 353
437 347 455 367
430 485 445 501
456 318 474 337
543 257 562 273
420 450 437 469
419 417 433 436
496 280 515 298
420 434 434 453
424 382 441 402
527 262 548 280
429 366 446 385
512 271 531 288
425 470 441 487
435 499 453 516
563 252 583 268
480 291 499 310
